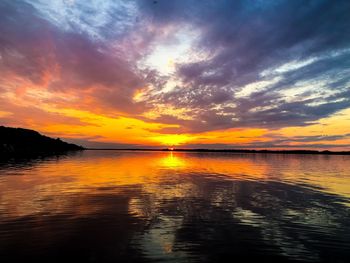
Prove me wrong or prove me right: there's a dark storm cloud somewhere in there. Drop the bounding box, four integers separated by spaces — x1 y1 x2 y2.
137 0 350 132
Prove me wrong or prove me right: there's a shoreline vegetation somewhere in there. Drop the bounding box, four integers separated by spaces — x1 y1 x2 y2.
0 126 83 159
1 126 349 157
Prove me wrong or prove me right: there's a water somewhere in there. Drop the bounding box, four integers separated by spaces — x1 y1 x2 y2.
1 150 350 262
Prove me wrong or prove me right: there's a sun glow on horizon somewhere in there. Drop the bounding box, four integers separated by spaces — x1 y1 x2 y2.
150 134 193 146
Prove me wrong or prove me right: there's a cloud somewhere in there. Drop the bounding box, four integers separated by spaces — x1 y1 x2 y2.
0 0 349 145
0 0 147 116
136 0 350 132
0 98 91 128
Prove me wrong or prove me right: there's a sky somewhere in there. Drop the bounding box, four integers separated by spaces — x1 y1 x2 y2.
0 0 350 149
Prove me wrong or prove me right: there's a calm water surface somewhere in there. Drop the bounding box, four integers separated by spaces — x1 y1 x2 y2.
1 150 350 262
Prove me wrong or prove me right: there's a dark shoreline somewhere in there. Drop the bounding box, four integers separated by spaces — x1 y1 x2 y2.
0 126 84 160
85 148 350 155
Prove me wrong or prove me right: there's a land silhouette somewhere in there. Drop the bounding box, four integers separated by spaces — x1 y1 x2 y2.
0 126 83 158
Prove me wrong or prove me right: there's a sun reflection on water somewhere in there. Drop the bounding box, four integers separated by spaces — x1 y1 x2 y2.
1 151 350 262
159 152 186 169
1 151 350 220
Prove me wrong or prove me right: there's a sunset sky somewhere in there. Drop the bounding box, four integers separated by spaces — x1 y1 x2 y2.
0 0 350 149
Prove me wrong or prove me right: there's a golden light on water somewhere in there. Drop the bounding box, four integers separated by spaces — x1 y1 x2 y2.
1 151 350 220
159 152 186 168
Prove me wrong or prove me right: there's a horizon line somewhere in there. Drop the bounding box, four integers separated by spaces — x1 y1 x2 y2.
83 148 350 155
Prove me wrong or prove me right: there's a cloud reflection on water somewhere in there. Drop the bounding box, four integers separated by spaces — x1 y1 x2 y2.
0 151 350 262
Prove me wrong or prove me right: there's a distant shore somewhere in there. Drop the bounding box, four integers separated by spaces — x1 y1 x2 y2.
85 148 350 155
